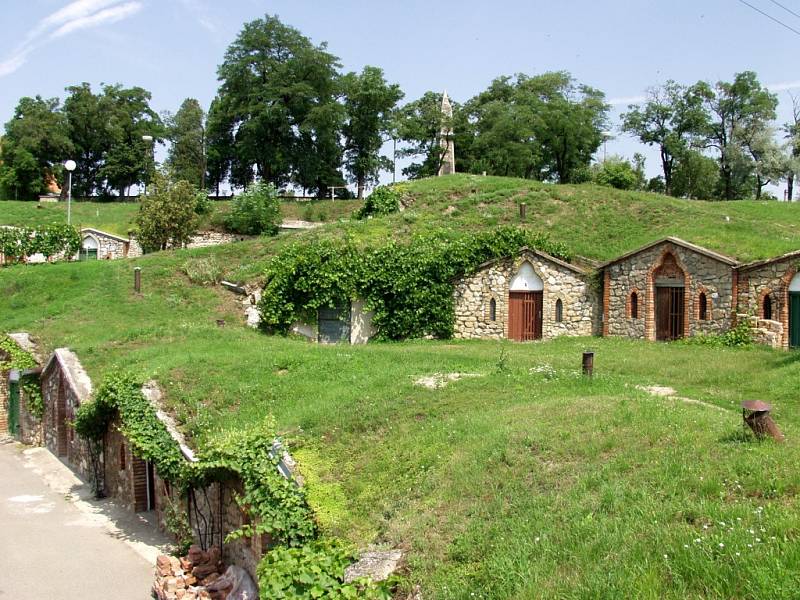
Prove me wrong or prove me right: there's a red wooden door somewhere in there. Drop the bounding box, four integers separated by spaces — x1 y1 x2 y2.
508 291 543 341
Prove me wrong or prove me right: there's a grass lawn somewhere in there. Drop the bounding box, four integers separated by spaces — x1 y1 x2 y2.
2 247 800 598
0 198 363 235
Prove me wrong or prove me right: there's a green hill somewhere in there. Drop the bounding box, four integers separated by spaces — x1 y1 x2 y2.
3 176 800 597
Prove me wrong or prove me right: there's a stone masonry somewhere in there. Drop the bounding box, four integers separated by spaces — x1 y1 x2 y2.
737 250 800 348
81 228 143 260
453 248 596 340
603 238 737 341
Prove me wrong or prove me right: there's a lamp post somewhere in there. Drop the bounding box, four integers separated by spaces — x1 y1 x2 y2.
142 135 154 196
64 160 76 225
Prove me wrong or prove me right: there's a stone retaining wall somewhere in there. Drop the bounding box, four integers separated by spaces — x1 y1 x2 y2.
187 231 252 249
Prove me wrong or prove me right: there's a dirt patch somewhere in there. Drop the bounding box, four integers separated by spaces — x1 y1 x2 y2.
636 385 728 412
413 372 482 390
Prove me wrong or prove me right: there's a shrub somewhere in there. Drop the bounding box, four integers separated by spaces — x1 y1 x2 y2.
194 190 215 215
182 257 222 286
0 223 80 264
135 173 200 252
682 320 754 348
593 158 640 190
356 185 402 219
225 182 281 235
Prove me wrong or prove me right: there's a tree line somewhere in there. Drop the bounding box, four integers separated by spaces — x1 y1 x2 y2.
0 13 795 201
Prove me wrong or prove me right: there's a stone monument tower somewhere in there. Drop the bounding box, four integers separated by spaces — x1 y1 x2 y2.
437 91 455 176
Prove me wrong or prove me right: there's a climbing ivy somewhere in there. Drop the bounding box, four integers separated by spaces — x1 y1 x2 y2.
256 538 392 599
259 226 571 340
0 224 81 264
196 418 317 547
0 336 37 371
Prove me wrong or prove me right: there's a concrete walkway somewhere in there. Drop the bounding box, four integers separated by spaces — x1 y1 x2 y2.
0 441 171 599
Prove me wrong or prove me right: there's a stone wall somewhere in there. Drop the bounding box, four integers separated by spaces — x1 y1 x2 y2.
18 376 43 446
42 349 94 481
187 231 252 249
81 229 143 260
737 254 800 349
604 241 735 341
453 251 596 340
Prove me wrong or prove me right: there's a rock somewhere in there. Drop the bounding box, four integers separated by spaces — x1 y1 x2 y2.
344 549 404 583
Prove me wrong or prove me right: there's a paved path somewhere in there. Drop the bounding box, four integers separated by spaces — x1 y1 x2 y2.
0 442 170 599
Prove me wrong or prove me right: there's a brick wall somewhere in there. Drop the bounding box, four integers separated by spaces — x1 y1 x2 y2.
738 256 800 348
605 242 735 341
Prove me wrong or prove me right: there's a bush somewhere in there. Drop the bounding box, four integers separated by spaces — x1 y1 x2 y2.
194 190 215 215
593 158 640 190
135 173 200 252
682 320 754 348
182 257 222 286
225 182 281 235
356 185 402 219
0 223 80 264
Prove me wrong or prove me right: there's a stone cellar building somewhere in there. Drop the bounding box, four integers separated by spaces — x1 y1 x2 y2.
737 250 800 349
453 248 597 341
600 238 738 342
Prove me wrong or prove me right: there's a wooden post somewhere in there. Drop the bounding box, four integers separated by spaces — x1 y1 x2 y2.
519 203 527 220
582 350 594 377
134 267 141 293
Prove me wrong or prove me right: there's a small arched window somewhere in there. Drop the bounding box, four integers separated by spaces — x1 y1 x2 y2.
489 298 497 321
698 292 708 320
120 442 126 471
630 291 639 319
555 299 563 323
763 295 773 321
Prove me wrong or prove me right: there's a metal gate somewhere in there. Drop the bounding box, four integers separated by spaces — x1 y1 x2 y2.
318 302 351 344
656 286 685 341
790 292 800 348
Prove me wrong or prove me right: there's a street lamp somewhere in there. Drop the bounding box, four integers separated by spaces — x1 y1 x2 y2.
64 160 76 225
601 131 614 162
142 135 154 196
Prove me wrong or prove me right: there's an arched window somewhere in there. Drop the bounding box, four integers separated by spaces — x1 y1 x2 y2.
120 443 126 471
630 291 638 319
698 292 708 320
555 299 563 323
763 295 773 321
489 298 497 321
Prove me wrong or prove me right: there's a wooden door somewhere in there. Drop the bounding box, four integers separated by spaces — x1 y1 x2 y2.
790 293 800 348
508 291 543 341
656 286 684 341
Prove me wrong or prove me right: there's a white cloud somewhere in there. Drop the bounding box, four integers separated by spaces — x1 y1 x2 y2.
0 0 143 78
177 0 217 33
53 2 143 38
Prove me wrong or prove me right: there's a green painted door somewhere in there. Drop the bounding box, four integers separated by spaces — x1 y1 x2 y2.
790 293 800 348
8 379 19 437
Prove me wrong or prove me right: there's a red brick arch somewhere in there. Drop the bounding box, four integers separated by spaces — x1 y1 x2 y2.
645 247 691 341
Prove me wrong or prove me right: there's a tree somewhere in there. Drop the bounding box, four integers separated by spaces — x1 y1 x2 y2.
396 91 454 179
63 83 110 198
783 94 800 201
135 173 199 251
621 81 708 195
213 14 344 196
740 124 789 199
698 72 778 200
671 150 719 199
224 181 281 235
63 83 162 199
522 72 609 183
0 96 71 199
166 98 206 189
446 72 609 183
204 97 233 197
100 85 163 199
342 66 403 198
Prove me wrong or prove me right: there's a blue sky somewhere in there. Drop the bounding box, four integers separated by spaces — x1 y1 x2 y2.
1 0 799 191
